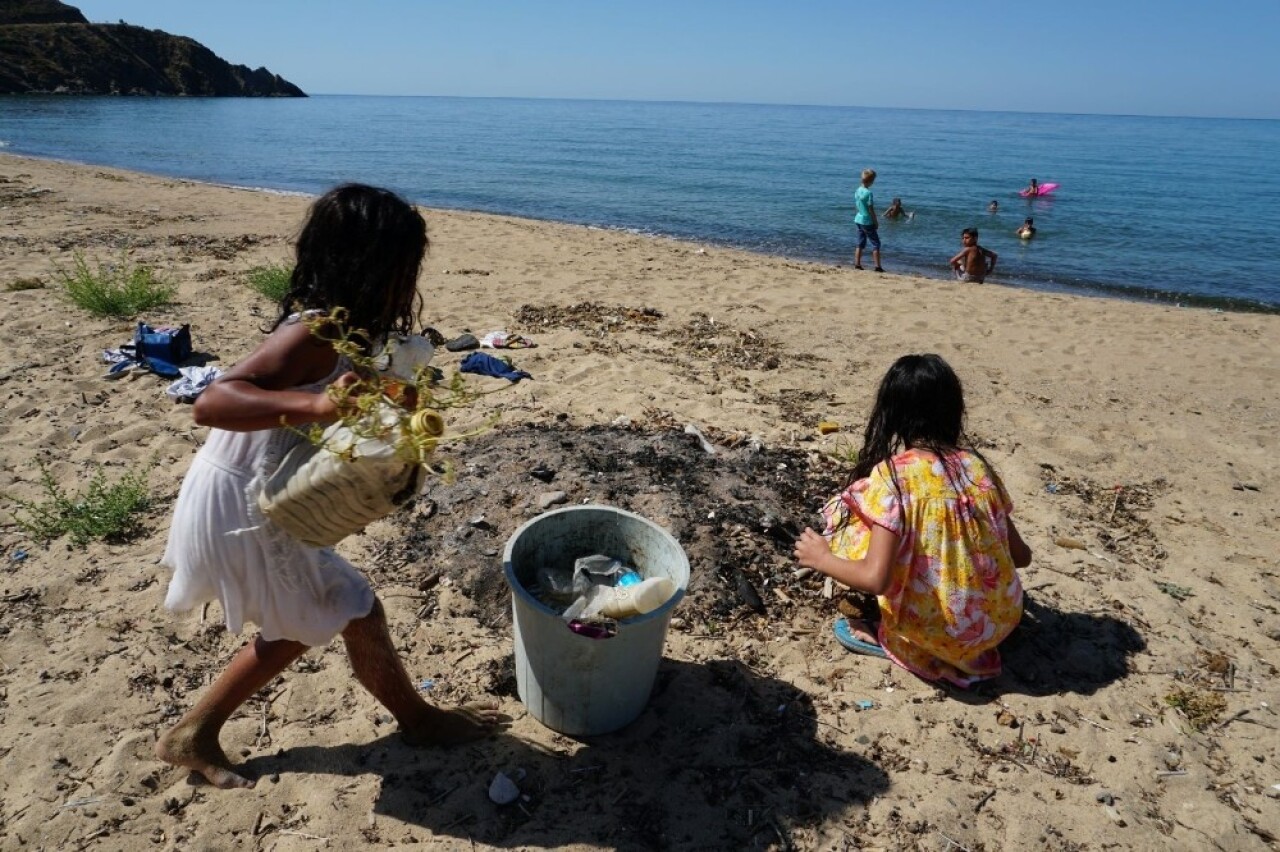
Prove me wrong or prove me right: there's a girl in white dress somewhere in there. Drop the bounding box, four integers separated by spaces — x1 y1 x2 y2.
156 184 498 789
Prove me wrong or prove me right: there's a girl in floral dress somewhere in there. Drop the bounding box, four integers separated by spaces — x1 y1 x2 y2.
794 354 1032 687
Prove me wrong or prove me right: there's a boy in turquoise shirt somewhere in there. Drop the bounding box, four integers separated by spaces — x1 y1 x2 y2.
854 169 883 272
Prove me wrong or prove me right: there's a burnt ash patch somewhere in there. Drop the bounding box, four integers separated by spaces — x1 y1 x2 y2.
373 422 847 631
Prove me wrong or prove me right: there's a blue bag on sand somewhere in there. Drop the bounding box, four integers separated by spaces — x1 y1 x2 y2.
460 351 532 383
130 323 192 377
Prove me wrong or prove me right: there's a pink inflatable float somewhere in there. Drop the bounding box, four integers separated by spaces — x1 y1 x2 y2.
1020 182 1060 198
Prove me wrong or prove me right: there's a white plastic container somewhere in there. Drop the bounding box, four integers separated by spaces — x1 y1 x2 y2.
503 505 689 736
587 577 676 619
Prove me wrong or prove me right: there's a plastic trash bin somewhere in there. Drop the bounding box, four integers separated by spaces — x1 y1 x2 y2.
503 504 689 735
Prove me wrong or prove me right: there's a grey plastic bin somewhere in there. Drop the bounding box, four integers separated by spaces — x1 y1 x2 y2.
503 505 689 736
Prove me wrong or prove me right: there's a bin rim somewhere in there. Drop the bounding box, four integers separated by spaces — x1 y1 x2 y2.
502 504 688 627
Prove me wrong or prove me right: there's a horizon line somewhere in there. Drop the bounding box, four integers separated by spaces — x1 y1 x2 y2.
299 92 1280 123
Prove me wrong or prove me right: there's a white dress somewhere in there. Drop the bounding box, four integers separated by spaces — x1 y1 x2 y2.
162 352 375 646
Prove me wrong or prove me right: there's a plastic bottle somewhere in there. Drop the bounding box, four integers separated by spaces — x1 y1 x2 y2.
595 577 676 619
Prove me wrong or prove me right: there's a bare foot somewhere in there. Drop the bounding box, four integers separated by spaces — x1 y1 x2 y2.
844 618 879 645
401 701 501 747
155 722 255 790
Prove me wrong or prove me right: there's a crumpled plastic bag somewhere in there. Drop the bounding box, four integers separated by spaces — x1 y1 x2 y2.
536 554 629 606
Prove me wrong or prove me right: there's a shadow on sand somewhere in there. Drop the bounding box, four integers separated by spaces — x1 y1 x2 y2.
242 658 887 850
951 592 1147 703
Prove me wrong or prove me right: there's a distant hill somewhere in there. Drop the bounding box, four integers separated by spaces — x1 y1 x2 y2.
0 0 305 96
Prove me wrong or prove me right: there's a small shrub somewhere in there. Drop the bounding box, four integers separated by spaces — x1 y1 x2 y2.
245 263 293 303
1163 687 1226 731
7 460 154 546
826 437 860 466
55 252 175 317
6 276 44 291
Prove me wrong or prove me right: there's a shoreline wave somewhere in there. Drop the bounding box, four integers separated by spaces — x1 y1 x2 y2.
4 149 1277 315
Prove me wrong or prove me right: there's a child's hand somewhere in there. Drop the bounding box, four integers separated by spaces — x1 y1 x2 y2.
315 371 363 422
794 527 833 572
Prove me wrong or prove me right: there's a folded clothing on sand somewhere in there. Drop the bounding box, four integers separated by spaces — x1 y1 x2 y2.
460 352 532 383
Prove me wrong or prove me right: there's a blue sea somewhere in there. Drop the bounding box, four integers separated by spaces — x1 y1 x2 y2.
3 95 1278 310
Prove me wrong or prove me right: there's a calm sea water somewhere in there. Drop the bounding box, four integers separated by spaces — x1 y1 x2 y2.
3 95 1278 310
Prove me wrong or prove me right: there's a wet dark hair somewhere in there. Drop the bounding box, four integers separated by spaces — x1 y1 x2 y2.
842 354 1001 513
1024 218 1034 225
962 228 977 238
273 183 427 350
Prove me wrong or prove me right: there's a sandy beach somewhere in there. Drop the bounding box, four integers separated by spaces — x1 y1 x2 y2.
2 153 1279 851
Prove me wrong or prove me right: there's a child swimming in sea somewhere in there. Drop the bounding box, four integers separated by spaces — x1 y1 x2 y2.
794 354 1032 687
1017 217 1037 239
883 198 912 221
155 184 499 789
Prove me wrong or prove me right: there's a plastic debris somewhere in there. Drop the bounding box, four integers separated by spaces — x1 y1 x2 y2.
683 423 716 455
488 770 522 805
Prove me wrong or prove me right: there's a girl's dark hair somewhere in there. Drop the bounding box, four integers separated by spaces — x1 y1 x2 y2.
849 353 993 495
273 183 427 349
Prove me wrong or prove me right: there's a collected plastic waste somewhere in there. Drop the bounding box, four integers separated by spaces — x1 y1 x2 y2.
531 553 676 627
582 576 676 619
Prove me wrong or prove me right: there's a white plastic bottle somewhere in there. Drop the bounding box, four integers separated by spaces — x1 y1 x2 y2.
595 577 676 619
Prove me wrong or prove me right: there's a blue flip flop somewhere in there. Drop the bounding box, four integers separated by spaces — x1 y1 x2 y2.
833 616 887 658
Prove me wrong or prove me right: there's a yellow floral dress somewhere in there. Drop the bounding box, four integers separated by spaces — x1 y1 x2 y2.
822 449 1023 687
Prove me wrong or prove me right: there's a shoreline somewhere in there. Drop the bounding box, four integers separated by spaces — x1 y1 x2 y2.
2 152 1279 850
7 150 1275 315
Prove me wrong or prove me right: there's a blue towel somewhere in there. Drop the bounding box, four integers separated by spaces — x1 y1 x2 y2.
460 352 532 383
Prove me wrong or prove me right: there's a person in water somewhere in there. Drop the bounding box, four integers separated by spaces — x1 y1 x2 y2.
1023 178 1040 196
883 198 913 221
1017 218 1036 239
988 200 999 213
949 228 998 284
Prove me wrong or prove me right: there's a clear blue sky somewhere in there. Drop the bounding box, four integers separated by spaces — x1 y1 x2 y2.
73 1 1280 119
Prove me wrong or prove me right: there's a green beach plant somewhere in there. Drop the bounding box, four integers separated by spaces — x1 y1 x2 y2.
7 459 154 546
825 435 860 466
55 252 175 317
245 263 293 303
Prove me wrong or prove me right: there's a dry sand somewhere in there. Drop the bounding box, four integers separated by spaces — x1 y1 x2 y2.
1 153 1278 851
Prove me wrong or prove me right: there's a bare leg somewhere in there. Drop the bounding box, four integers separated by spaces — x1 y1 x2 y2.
156 635 307 789
854 246 864 269
872 248 883 271
341 598 498 745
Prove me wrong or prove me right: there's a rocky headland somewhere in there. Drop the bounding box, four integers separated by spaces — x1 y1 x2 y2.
0 0 304 96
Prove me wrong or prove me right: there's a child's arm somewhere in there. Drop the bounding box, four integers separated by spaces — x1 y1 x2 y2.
949 249 966 269
794 525 898 595
193 322 351 432
984 248 998 273
1007 518 1032 568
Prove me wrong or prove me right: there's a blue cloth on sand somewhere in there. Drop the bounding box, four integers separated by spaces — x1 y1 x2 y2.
460 352 532 383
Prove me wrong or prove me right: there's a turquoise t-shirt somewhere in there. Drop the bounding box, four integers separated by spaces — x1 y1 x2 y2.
854 185 875 226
